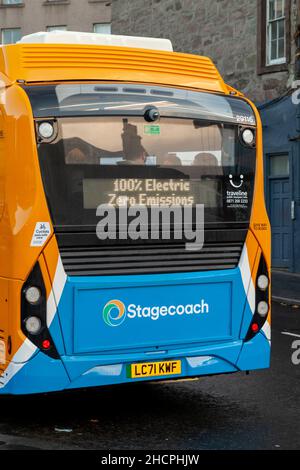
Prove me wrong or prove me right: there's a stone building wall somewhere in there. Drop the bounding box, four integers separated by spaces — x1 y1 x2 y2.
112 0 299 103
0 0 111 37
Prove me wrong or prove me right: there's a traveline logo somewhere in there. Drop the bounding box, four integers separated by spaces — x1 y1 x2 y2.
103 299 209 327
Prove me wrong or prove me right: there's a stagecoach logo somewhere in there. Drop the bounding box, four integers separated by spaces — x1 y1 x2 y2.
102 298 209 327
103 300 127 327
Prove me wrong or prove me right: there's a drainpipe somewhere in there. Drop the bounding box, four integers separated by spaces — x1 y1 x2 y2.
296 20 300 126
296 25 300 133
296 3 300 126
295 21 300 273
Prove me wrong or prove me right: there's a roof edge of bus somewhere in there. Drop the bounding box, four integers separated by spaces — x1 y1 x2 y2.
0 33 238 96
18 31 174 52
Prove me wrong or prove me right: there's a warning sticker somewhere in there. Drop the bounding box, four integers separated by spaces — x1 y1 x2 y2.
30 222 51 247
254 223 268 231
0 340 5 365
144 125 160 136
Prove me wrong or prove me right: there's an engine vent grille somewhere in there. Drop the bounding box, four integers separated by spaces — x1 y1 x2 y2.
60 241 243 276
1 44 227 93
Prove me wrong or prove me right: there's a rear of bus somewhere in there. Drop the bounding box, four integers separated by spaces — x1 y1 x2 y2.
0 33 271 394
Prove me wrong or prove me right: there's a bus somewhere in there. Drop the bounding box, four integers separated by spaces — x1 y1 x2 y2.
0 31 271 394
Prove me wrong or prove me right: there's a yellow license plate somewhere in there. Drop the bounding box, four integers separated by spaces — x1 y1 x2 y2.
128 360 182 379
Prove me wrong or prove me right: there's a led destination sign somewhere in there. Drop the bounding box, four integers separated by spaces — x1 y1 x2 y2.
83 178 220 208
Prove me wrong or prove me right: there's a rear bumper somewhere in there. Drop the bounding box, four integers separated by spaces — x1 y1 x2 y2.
0 234 271 395
0 332 270 395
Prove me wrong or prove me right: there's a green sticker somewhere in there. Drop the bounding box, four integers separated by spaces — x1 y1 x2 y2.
144 125 160 136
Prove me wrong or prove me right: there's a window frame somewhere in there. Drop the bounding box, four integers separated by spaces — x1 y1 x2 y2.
46 25 68 32
0 0 24 6
1 27 22 44
93 23 112 35
257 0 291 75
1 0 22 4
266 0 286 65
43 0 70 5
269 153 290 178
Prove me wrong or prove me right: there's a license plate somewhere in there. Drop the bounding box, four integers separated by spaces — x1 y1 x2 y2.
128 360 182 379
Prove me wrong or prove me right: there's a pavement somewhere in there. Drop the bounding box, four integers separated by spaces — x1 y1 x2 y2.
0 301 299 450
272 270 300 305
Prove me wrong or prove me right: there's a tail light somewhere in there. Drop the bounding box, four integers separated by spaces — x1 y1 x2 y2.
245 255 270 342
21 262 59 359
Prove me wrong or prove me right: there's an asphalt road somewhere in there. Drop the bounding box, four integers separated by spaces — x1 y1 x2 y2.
0 301 299 450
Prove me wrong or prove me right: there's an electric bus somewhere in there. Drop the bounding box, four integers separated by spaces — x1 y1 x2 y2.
0 32 271 394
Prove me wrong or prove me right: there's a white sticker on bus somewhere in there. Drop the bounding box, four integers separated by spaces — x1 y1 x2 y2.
0 340 5 365
235 115 255 125
30 222 51 247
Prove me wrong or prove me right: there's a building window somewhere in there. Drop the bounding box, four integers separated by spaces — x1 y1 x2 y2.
46 26 68 32
1 28 22 44
257 0 290 74
266 0 286 64
93 23 111 35
1 0 23 4
270 154 290 177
